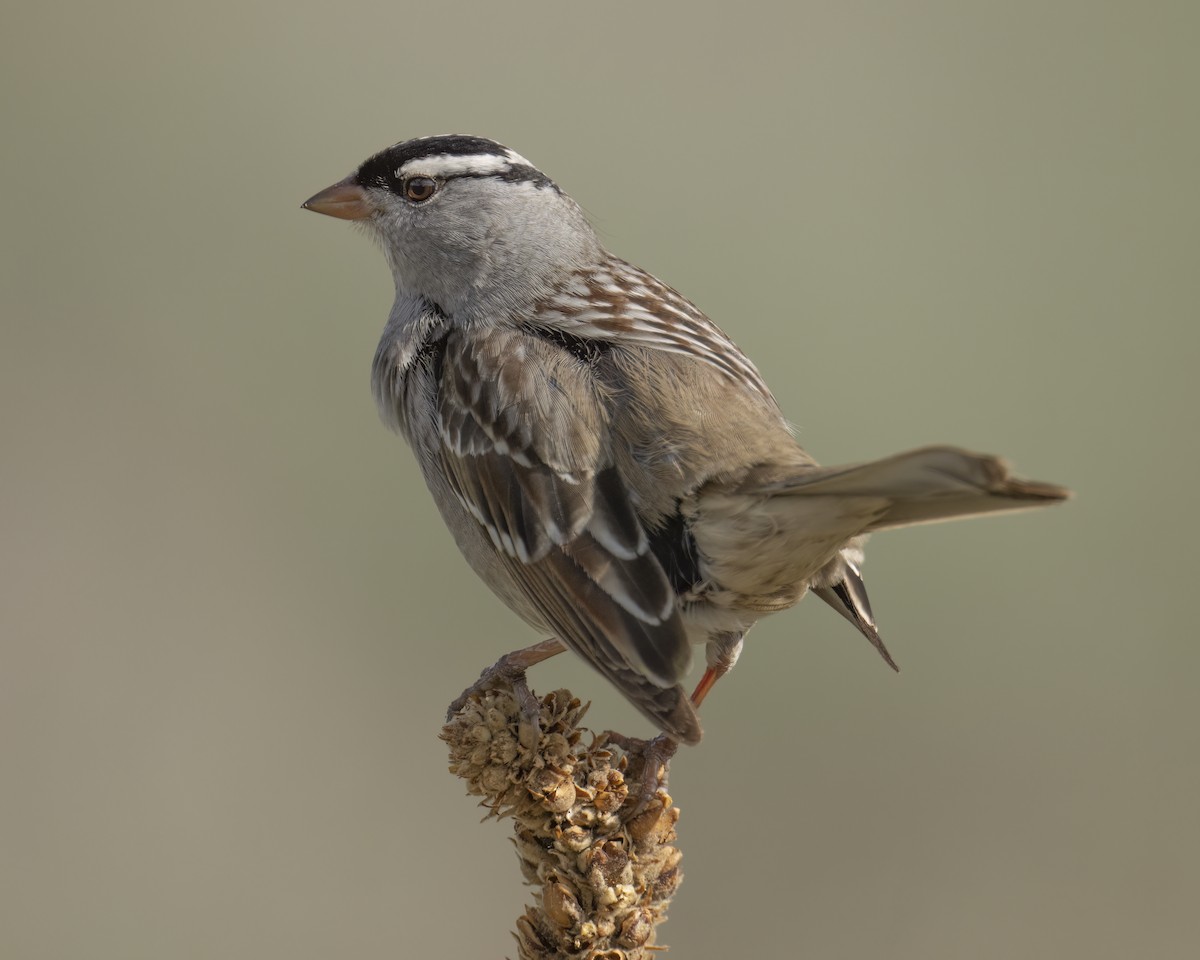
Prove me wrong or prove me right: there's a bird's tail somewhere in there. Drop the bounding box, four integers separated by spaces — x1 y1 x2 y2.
812 554 900 671
758 445 1070 532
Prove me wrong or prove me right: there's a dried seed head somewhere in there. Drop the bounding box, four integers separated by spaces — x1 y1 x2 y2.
442 683 683 958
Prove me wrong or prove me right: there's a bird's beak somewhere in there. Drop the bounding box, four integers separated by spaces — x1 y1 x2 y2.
301 176 374 220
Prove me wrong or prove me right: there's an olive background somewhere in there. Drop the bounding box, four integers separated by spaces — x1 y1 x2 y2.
3 2 1196 957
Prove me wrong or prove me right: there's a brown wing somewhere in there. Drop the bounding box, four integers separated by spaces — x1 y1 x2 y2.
436 328 700 742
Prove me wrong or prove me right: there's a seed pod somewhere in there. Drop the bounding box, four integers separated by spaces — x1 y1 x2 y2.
542 880 583 929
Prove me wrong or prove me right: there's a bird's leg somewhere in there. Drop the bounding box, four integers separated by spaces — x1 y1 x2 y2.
690 631 745 707
609 631 747 811
446 638 567 747
605 731 679 813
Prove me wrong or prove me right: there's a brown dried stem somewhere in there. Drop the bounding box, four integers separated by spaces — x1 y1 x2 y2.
441 685 683 959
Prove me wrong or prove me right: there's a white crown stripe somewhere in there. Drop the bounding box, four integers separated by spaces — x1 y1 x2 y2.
396 151 531 179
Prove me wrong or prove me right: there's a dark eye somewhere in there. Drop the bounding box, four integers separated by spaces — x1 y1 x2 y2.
403 177 438 202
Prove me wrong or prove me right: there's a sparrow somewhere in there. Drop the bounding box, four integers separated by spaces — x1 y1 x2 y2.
303 134 1069 745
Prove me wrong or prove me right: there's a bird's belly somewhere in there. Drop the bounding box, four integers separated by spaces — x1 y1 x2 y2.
677 597 794 646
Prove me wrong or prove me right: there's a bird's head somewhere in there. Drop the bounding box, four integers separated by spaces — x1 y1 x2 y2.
303 135 601 319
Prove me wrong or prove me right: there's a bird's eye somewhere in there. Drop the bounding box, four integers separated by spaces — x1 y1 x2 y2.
403 177 438 202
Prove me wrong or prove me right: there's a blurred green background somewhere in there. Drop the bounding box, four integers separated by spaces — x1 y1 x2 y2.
3 2 1196 957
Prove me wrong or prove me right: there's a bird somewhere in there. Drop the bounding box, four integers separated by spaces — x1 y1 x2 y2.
302 134 1069 747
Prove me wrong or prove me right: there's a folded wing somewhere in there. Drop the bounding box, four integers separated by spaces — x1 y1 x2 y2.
436 329 701 743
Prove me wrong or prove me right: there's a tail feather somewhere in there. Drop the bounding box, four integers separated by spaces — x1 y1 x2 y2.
812 557 900 672
759 446 1070 532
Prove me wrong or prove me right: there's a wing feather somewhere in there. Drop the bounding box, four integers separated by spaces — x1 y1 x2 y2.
434 329 697 739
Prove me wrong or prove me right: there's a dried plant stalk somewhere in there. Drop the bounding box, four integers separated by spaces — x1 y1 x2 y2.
441 685 683 959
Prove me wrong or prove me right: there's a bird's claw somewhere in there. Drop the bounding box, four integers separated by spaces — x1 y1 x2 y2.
606 731 679 814
446 652 543 747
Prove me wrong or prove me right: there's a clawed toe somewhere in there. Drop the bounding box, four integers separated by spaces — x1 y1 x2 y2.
606 731 679 814
446 640 566 746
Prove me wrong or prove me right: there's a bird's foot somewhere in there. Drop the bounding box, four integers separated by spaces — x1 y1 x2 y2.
446 639 565 748
606 731 679 814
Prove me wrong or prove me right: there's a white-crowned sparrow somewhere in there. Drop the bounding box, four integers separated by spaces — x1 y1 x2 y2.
303 134 1069 745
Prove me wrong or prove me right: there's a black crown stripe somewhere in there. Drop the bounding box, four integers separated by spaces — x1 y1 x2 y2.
354 135 557 194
